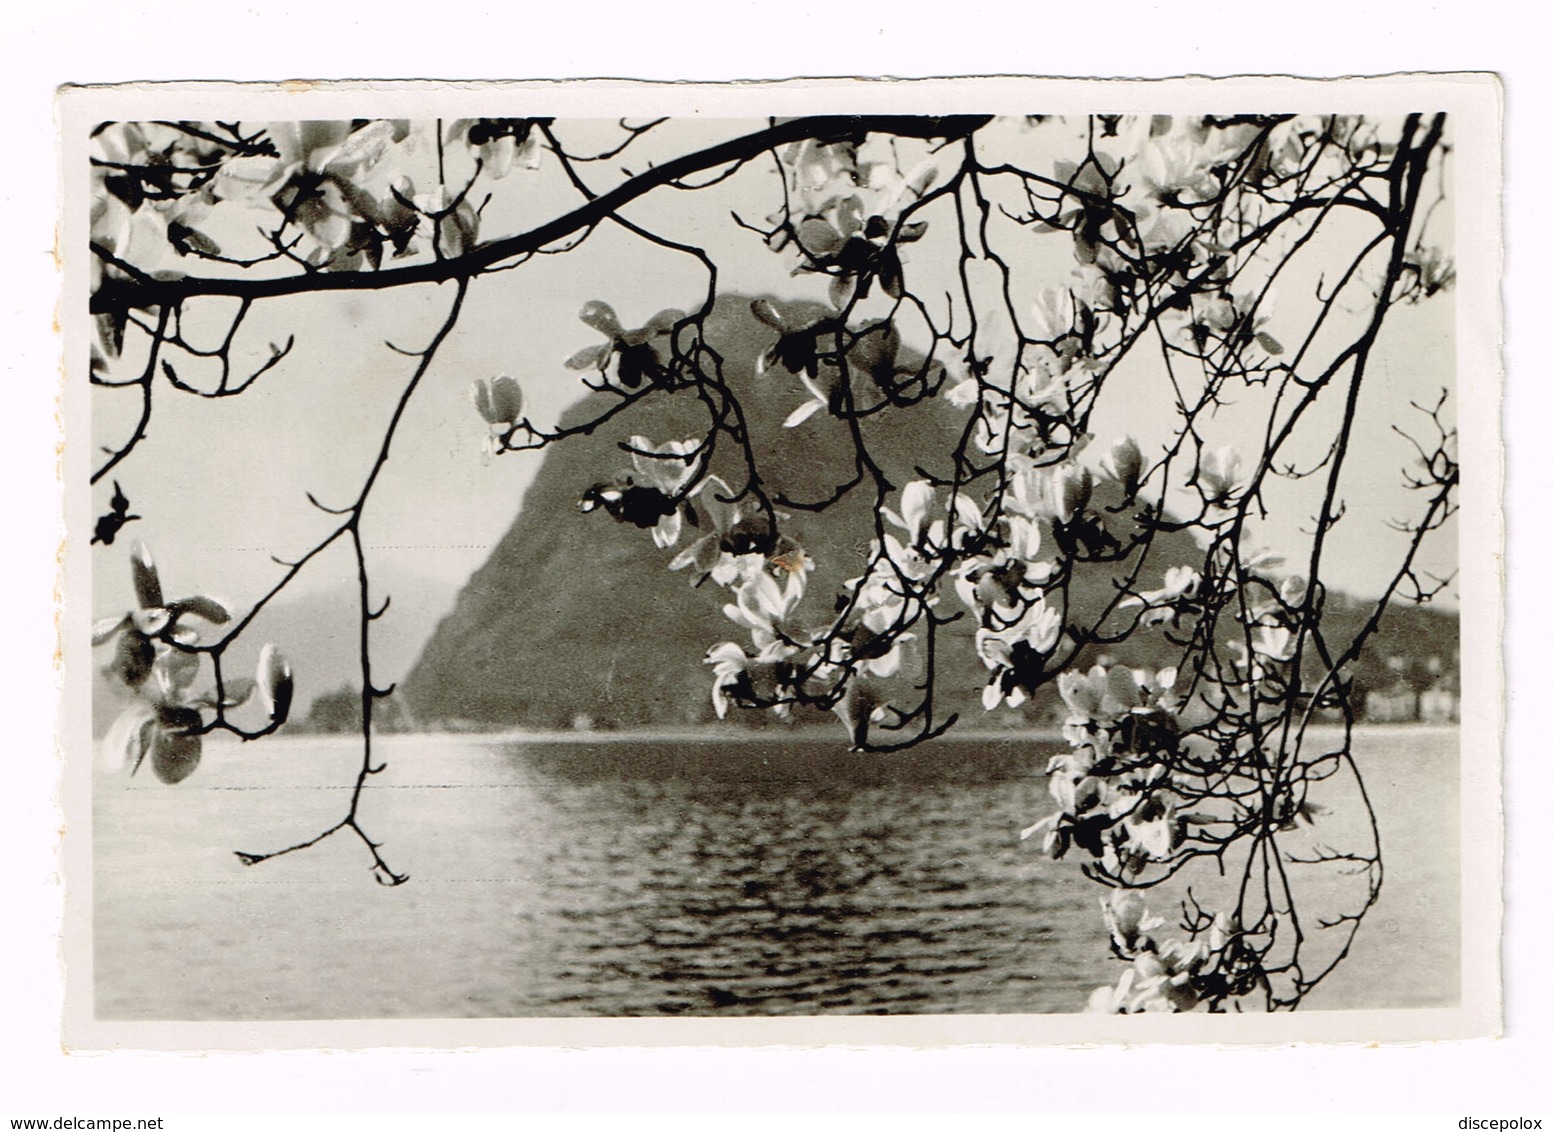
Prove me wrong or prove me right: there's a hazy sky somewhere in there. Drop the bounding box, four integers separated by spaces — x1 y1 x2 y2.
88 115 1458 631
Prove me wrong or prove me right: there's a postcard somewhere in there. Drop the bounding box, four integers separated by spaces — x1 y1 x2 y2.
58 74 1503 1049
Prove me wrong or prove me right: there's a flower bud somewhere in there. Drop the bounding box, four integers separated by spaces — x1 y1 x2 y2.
1103 889 1164 953
470 375 523 426
1103 436 1144 493
437 201 479 258
1056 465 1093 523
257 644 294 726
131 541 163 610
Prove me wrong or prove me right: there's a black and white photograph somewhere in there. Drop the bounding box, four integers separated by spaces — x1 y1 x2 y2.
59 77 1501 1048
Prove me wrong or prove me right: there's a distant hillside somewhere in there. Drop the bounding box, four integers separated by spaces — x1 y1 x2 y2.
402 294 1458 733
250 562 459 719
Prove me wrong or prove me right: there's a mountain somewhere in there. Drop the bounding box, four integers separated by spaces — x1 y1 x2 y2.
402 293 978 729
401 293 1458 732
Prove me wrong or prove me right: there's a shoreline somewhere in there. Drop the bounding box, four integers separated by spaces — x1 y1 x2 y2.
317 719 1462 748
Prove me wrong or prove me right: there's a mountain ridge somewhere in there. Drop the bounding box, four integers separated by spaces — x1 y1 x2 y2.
401 294 1459 734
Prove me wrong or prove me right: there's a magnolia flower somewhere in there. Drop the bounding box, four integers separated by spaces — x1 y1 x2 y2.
852 630 914 681
1102 889 1165 957
1230 547 1286 581
223 123 419 265
450 118 547 179
944 376 981 409
1057 664 1144 724
844 320 917 393
272 121 371 174
1252 623 1297 662
89 123 243 287
1197 446 1244 506
881 481 982 563
203 123 357 207
1048 767 1105 817
765 536 816 602
93 543 231 691
722 566 803 652
972 401 1011 457
1027 288 1075 343
1048 155 1120 264
751 298 832 381
1088 914 1222 1012
1057 668 1104 723
705 641 751 720
1119 565 1200 628
625 436 702 548
1135 204 1197 260
94 545 295 782
98 120 421 275
1087 900 1229 1018
403 186 480 260
564 302 684 390
577 441 703 547
90 189 186 279
1158 566 1201 602
1136 666 1179 712
99 702 204 784
955 518 1051 625
782 137 864 217
864 156 939 218
1204 911 1240 954
1086 967 1140 1014
1019 811 1064 855
668 477 792 588
784 197 926 306
1015 346 1075 414
668 531 724 583
976 601 1063 710
1126 950 1203 1013
579 476 679 534
704 637 797 720
1134 131 1235 212
748 298 844 425
825 592 918 685
1183 286 1283 361
1403 245 1456 299
1070 262 1119 314
751 302 919 427
1119 794 1181 864
1001 438 1091 519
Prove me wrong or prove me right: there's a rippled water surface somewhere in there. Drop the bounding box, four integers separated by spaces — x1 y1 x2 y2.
91 729 1459 1019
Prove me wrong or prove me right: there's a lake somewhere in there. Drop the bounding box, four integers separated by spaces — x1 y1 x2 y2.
90 727 1460 1019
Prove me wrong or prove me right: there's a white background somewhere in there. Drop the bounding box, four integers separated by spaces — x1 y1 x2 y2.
4 4 1548 1121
